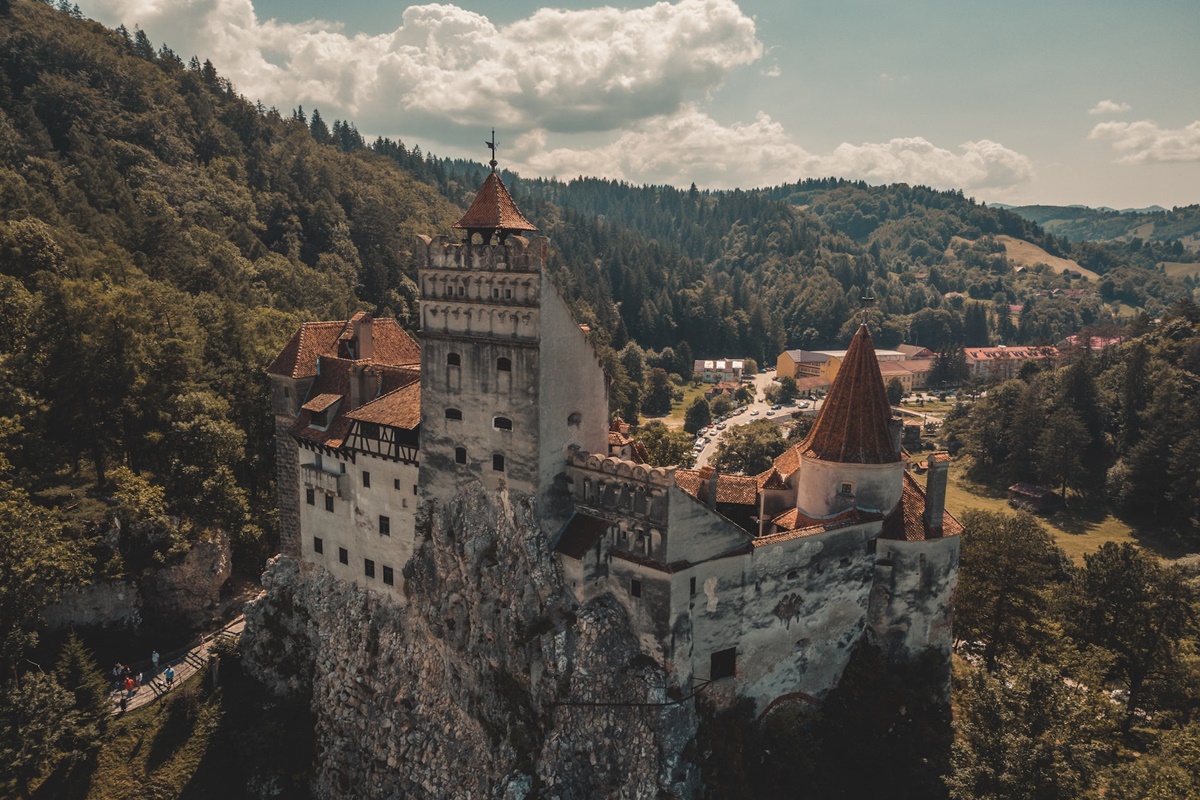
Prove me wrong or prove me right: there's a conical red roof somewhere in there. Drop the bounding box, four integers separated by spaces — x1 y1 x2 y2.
453 171 538 235
800 325 898 464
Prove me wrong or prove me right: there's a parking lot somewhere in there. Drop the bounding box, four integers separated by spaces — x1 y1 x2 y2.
692 369 824 468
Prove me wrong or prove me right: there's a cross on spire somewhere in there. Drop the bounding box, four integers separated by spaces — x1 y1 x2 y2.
485 128 497 172
859 290 876 324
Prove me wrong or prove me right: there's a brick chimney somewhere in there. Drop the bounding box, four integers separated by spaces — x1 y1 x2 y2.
351 312 373 361
698 465 718 510
888 416 903 459
924 451 950 537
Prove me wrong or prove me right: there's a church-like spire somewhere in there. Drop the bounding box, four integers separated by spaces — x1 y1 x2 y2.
453 131 538 242
799 324 899 464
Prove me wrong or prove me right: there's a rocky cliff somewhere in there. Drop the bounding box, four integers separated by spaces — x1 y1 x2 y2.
242 488 697 799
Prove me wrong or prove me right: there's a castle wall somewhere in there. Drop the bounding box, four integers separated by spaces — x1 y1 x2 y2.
794 456 904 517
297 446 417 597
868 536 960 663
537 275 609 518
663 486 748 564
675 523 878 711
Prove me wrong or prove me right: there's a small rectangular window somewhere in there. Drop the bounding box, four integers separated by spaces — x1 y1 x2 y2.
455 447 467 465
492 287 500 299
340 463 346 474
457 285 465 296
325 494 334 512
690 577 696 597
313 537 323 554
338 547 348 565
631 578 642 598
394 478 401 490
362 471 371 488
840 482 853 495
413 484 418 495
445 408 463 420
364 559 375 579
383 566 394 586
492 454 505 472
505 288 512 299
402 499 407 509
711 647 737 680
379 515 390 536
306 488 315 506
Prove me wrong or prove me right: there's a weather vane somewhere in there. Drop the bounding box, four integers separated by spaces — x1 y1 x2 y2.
485 128 497 172
859 290 875 324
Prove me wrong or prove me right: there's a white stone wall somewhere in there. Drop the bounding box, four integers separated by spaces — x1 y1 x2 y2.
794 456 905 517
298 447 419 597
868 536 960 661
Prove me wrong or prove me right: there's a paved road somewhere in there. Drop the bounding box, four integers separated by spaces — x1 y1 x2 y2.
693 371 823 468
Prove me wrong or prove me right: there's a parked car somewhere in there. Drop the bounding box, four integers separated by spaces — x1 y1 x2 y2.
765 409 775 416
749 409 759 416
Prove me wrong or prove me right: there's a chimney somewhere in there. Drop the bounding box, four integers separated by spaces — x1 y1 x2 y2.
698 465 718 509
348 364 363 410
351 312 373 361
888 416 903 459
924 452 950 537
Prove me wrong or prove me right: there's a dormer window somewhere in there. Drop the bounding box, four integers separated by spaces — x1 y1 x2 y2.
447 352 461 366
311 409 328 427
497 357 511 372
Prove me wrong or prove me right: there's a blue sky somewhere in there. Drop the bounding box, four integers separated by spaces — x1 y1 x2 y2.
79 0 1200 208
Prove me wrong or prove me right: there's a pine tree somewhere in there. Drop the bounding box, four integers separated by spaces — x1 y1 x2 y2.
309 108 329 143
55 633 108 753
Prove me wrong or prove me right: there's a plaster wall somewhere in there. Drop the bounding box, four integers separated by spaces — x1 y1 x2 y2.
868 536 960 661
663 487 748 564
676 523 879 710
298 447 418 597
794 456 905 517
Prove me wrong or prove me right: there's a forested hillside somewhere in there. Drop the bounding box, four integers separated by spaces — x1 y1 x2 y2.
1006 203 1200 250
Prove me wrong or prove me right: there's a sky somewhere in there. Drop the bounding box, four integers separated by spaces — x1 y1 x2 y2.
76 0 1200 209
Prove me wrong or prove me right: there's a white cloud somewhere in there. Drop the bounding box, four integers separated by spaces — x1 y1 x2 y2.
1089 99 1132 115
1089 120 1200 163
815 137 1034 190
81 0 763 135
508 107 1034 191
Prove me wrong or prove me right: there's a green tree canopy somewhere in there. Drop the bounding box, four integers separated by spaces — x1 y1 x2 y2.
683 395 711 434
711 420 788 475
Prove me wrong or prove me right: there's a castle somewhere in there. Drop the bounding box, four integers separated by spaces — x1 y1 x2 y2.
267 166 960 712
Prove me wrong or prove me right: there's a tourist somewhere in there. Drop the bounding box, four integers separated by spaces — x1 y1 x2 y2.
164 665 175 689
123 676 135 697
151 649 160 674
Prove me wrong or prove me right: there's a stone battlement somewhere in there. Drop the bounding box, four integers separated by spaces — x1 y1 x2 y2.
415 234 547 273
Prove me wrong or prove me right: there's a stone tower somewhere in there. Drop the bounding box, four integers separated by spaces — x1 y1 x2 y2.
415 163 609 523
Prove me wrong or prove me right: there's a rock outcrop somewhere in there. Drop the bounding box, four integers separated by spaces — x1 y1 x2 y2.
242 488 698 799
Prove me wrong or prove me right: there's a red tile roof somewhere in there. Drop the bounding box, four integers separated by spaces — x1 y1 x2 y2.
799 325 898 464
291 361 420 447
300 393 342 413
453 172 538 235
753 508 874 546
674 470 758 505
881 472 964 541
267 317 420 378
345 381 421 430
759 468 789 490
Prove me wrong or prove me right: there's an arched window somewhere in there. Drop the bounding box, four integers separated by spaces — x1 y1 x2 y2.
445 408 462 421
492 453 505 472
454 447 467 464
497 357 511 372
447 352 461 366
493 417 513 431
567 412 582 427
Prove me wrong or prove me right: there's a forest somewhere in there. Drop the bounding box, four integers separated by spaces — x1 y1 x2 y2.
0 1 1197 797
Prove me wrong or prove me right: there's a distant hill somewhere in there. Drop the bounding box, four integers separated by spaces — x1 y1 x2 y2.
1003 204 1200 251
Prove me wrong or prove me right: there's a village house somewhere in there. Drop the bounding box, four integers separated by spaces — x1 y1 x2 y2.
694 358 746 383
963 345 1059 382
268 167 960 713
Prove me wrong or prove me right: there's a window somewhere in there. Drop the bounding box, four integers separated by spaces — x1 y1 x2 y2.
447 352 461 366
492 287 500 299
710 647 737 680
362 471 371 488
379 515 390 536
338 547 348 565
493 416 512 431
840 482 854 495
394 478 401 490
360 422 380 439
492 454 505 472
364 559 375 579
311 409 328 428
457 285 465 296
445 408 462 421
497 357 511 372
504 288 512 299
283 387 290 398
313 537 323 554
568 412 582 427
690 577 696 597
413 484 418 495
383 566 394 586
455 447 467 464
631 578 642 598
786 569 798 580
325 494 335 512
306 488 315 506
340 463 346 473
402 499 407 509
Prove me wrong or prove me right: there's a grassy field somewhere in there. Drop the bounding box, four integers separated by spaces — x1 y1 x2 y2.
995 235 1102 281
914 463 1157 564
1161 261 1200 279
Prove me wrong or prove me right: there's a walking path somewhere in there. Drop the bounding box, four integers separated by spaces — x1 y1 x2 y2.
109 615 246 715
